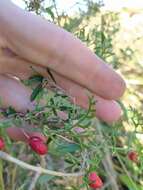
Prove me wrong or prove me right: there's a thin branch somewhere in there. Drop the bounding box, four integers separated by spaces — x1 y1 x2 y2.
94 119 119 190
52 0 60 26
0 151 84 177
28 171 41 190
116 153 138 190
56 134 76 144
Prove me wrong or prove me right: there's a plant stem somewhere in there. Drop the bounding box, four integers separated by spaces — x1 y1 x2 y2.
28 172 41 190
94 119 119 190
0 160 4 190
0 151 84 177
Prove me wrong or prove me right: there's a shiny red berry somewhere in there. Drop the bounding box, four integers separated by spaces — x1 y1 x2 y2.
88 172 103 189
0 137 5 150
29 136 48 155
128 151 138 163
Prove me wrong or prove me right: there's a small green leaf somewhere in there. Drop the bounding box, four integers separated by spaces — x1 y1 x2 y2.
59 143 80 153
2 106 17 117
38 175 54 185
0 120 12 129
30 83 43 101
49 142 81 156
29 75 44 83
45 7 55 20
119 174 143 190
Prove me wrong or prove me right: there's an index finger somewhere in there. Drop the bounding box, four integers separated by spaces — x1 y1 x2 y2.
0 1 126 99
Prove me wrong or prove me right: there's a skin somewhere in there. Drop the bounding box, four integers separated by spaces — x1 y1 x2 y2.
0 0 126 142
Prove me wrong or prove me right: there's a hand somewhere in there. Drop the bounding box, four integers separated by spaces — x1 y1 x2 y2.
0 1 126 142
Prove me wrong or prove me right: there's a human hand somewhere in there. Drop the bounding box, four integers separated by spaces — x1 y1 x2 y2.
0 1 126 142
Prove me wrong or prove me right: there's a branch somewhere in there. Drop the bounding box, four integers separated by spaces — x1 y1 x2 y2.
0 151 84 177
94 119 119 190
52 0 60 26
28 171 41 190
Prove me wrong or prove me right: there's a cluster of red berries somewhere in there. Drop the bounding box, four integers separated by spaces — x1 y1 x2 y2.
87 150 139 189
88 172 103 189
0 136 103 190
0 136 139 189
0 135 48 155
28 136 48 155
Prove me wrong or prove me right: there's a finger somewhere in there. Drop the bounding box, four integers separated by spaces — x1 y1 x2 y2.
2 3 126 99
6 127 46 142
0 58 121 123
51 73 122 123
0 55 48 80
0 71 120 143
0 74 35 112
0 75 46 141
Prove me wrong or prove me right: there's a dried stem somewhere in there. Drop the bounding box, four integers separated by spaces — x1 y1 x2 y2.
56 134 76 144
52 0 60 26
0 151 84 177
0 160 4 190
94 119 119 190
28 171 41 190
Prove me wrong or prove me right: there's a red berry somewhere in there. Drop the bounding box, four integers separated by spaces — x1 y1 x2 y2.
88 172 103 189
0 137 5 150
29 136 48 155
128 151 138 162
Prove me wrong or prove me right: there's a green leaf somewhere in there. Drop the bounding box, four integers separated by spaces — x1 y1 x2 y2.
45 7 55 20
38 175 54 185
30 83 43 101
49 142 81 156
29 75 44 83
0 120 12 129
119 174 143 190
58 143 80 154
2 106 17 117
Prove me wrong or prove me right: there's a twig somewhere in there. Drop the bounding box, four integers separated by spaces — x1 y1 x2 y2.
94 119 119 190
101 181 111 189
52 0 60 26
116 153 138 190
0 160 4 190
56 134 76 144
81 150 89 170
28 171 41 190
0 151 84 177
